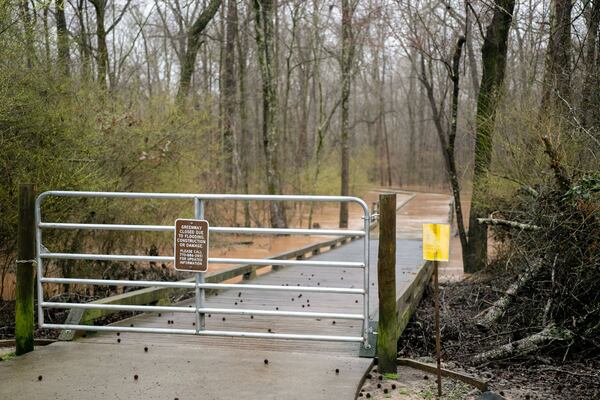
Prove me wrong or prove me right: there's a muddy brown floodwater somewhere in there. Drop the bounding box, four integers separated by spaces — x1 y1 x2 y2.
206 189 414 274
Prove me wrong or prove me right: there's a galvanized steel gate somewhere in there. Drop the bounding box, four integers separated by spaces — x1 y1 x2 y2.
35 192 372 348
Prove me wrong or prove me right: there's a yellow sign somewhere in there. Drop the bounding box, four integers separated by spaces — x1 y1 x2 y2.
422 224 450 261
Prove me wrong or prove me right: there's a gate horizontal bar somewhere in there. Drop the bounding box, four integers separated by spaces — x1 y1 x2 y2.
40 253 365 268
212 227 363 236
41 253 173 262
194 283 364 294
40 222 173 232
42 323 365 342
41 302 364 320
37 191 369 210
39 222 364 237
41 277 194 288
41 277 364 294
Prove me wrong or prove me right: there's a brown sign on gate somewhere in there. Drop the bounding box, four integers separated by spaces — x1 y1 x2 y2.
174 219 209 272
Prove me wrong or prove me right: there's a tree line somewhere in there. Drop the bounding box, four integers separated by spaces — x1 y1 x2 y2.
0 0 599 291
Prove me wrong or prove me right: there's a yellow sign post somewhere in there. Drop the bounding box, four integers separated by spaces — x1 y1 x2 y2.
422 223 450 397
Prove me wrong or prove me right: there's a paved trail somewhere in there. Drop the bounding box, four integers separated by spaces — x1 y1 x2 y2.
0 191 452 400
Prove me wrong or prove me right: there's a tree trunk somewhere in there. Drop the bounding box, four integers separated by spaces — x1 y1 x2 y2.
177 0 222 100
407 49 418 185
339 0 355 228
253 0 287 228
582 0 600 129
447 37 469 267
541 0 573 114
43 5 51 68
380 49 392 186
237 7 251 227
76 0 91 80
18 0 35 68
56 0 70 76
90 0 109 87
222 0 237 187
465 0 516 273
419 38 469 270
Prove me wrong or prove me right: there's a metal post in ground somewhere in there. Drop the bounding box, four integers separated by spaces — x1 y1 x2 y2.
376 193 397 373
422 223 450 397
194 198 206 332
16 184 36 355
362 200 371 349
434 260 442 396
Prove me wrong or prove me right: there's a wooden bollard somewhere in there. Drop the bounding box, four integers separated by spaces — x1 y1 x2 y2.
376 193 397 373
16 183 36 355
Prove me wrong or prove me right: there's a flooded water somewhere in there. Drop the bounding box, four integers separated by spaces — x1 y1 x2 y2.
208 189 412 272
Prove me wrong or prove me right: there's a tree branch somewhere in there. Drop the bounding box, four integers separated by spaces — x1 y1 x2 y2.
477 218 541 231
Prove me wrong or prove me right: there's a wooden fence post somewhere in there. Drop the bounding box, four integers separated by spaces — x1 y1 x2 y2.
376 193 397 373
16 183 36 355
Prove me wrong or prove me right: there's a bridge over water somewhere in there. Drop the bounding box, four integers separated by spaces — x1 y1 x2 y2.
0 190 452 400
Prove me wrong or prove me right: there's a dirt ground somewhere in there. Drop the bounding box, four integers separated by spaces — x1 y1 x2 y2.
397 276 600 400
359 363 478 399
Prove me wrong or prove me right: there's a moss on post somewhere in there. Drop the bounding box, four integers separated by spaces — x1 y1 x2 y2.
376 193 397 373
16 183 36 355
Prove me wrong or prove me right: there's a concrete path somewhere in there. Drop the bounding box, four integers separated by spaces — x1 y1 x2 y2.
0 341 368 399
0 191 453 400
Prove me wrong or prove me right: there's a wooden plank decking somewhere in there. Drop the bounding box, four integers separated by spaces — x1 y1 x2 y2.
78 191 453 357
79 239 424 356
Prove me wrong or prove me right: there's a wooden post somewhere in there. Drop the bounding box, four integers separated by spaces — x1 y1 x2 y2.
16 183 36 355
376 193 397 373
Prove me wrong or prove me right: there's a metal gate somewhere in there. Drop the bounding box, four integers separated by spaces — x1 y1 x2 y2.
35 191 371 348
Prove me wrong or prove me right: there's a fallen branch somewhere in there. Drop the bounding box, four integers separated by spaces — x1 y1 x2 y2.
537 366 599 378
542 135 571 192
477 218 541 231
476 261 543 330
472 323 573 364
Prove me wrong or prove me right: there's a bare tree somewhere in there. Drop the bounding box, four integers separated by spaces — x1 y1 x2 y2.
88 0 133 87
419 36 469 267
222 0 237 186
56 0 70 75
541 0 573 114
465 0 517 273
581 0 600 130
177 0 222 100
339 0 356 228
253 0 287 228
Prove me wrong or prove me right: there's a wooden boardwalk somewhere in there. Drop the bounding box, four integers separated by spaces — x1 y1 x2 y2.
79 239 423 356
0 190 453 400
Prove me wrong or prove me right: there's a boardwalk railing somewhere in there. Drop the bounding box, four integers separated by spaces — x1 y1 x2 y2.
35 191 372 348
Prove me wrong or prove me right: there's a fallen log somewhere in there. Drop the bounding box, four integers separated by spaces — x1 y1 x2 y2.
472 323 573 364
477 218 541 231
476 261 542 330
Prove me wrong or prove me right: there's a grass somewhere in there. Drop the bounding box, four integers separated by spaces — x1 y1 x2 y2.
0 352 16 362
420 390 434 399
384 372 398 379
